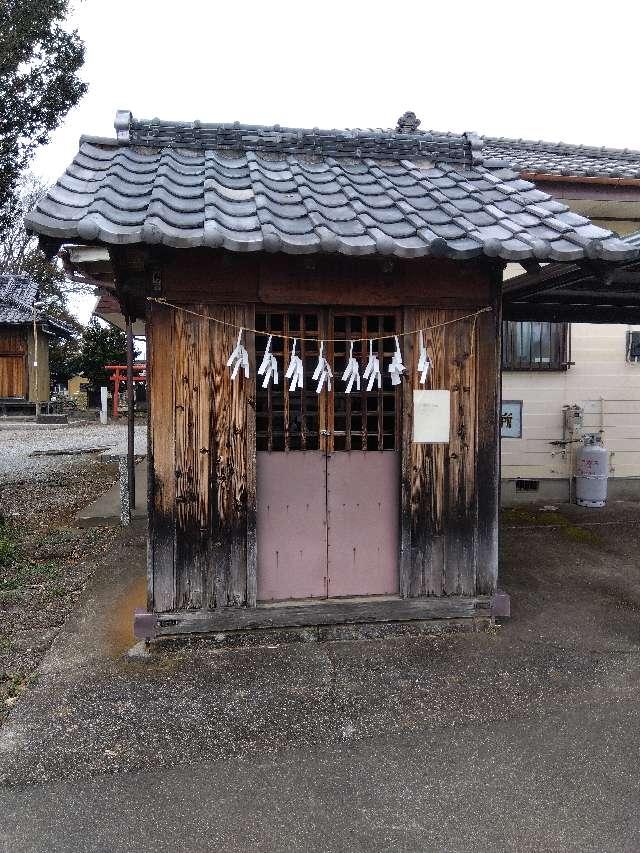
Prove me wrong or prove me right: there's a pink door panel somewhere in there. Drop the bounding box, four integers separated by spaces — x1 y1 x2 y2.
326 451 400 597
257 452 327 601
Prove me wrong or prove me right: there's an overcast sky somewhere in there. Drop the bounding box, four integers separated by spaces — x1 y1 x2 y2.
33 0 640 185
30 0 640 324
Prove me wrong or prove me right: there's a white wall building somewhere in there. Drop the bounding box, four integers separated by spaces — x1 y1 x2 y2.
483 137 640 505
502 321 640 503
487 135 640 503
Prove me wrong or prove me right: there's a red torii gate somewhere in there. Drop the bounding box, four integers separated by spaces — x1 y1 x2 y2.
106 363 146 418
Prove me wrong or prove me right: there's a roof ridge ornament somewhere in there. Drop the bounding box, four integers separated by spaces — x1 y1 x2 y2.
114 110 132 144
396 111 421 133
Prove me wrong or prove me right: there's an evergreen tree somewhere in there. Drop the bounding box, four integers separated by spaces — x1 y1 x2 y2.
1 0 86 222
76 320 135 389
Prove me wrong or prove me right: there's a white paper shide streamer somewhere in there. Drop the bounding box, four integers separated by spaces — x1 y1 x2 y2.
258 334 278 389
388 335 406 386
226 328 250 380
363 339 382 391
341 341 361 393
285 338 304 392
417 331 431 384
312 341 332 393
228 322 437 394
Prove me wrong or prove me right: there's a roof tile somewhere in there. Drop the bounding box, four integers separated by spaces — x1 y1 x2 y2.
24 115 640 265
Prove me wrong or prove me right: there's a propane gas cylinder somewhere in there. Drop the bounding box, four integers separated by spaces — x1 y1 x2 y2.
575 433 609 508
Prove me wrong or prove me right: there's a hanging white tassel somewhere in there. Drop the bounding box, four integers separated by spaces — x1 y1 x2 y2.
388 335 406 386
312 341 332 393
417 331 431 384
226 328 250 380
341 340 361 393
363 339 382 391
285 338 304 392
258 334 278 389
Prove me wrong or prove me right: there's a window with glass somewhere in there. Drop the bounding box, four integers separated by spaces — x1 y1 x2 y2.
502 321 569 371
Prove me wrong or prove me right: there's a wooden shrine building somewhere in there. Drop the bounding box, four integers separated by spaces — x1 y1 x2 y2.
0 274 72 407
25 110 637 640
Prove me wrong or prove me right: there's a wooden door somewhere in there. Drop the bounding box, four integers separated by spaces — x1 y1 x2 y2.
256 310 326 601
325 311 400 597
0 330 27 398
256 309 401 602
326 451 399 597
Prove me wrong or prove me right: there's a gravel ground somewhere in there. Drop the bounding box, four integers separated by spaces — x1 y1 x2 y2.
0 419 147 482
0 420 147 723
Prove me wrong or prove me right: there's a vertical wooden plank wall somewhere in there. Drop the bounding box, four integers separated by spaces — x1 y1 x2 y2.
401 303 499 599
173 304 208 609
208 305 252 608
148 302 254 612
148 303 176 612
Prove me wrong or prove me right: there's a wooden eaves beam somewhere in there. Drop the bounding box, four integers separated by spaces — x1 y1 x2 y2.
503 261 640 304
504 302 640 323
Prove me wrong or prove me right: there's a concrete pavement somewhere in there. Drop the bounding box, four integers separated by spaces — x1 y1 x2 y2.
3 699 640 852
75 460 147 526
1 503 640 852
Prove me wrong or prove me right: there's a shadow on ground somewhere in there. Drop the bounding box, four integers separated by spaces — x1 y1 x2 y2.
1 502 639 852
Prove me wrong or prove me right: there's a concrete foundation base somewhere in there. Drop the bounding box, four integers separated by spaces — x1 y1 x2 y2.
150 616 492 651
501 477 640 506
36 414 68 424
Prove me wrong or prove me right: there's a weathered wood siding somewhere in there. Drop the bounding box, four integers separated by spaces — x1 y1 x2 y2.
160 251 492 309
148 252 500 612
148 300 254 612
401 300 500 599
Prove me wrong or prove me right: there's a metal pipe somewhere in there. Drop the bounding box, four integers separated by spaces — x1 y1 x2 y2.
126 317 135 509
32 303 40 418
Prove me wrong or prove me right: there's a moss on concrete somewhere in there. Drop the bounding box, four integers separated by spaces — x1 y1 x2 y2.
501 507 601 546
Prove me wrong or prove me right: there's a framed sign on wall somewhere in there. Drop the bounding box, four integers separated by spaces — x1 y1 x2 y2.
501 400 522 438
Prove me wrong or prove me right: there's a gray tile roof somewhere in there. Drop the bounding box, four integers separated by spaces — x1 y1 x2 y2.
0 273 75 335
0 274 39 323
623 228 640 248
24 112 638 264
481 137 640 180
125 114 479 164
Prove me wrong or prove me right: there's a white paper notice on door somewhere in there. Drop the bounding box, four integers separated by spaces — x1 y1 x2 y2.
413 390 450 443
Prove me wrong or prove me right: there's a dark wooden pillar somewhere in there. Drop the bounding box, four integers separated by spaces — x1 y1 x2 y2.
108 247 150 513
126 316 136 509
475 270 502 595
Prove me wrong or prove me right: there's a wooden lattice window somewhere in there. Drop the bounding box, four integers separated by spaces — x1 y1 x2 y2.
255 310 401 452
502 321 569 371
330 313 401 451
256 311 321 452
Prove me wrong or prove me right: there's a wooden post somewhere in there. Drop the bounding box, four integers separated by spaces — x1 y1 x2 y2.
100 386 108 424
112 371 120 418
119 455 131 526
126 317 136 510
